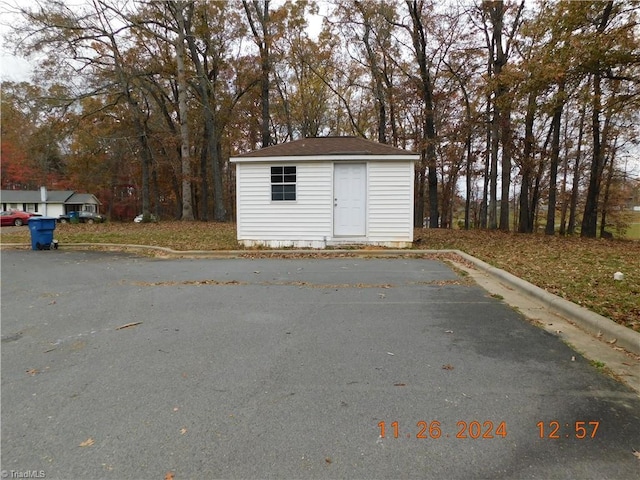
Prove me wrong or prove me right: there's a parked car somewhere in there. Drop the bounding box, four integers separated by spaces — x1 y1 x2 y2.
0 210 41 226
133 213 157 223
58 211 106 224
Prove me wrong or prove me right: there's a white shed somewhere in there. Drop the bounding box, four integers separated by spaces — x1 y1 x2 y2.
230 136 418 249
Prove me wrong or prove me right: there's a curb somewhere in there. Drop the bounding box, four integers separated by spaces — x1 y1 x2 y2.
453 250 639 356
2 243 638 355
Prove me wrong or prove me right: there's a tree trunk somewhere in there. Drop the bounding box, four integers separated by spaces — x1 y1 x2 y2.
360 12 387 144
519 91 537 233
480 94 491 229
499 103 512 231
488 100 498 230
567 102 586 235
199 133 209 221
243 0 272 148
172 2 194 221
414 156 426 228
600 156 615 238
183 14 227 222
406 0 439 228
137 119 152 222
581 1 613 238
581 68 604 237
545 81 565 235
559 111 570 235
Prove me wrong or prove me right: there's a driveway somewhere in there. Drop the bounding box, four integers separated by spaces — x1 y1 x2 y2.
1 250 639 479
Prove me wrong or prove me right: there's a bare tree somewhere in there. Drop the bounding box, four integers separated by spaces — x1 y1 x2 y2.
405 0 439 228
243 0 272 147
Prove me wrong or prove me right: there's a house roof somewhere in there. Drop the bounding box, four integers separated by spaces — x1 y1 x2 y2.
231 136 418 161
0 190 100 205
67 193 101 205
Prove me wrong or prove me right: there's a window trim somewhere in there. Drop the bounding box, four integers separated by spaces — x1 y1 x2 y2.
270 165 297 201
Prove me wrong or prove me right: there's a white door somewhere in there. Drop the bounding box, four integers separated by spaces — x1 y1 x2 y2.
334 163 366 236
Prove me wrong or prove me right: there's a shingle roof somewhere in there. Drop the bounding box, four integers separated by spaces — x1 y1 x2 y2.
67 193 101 205
233 136 417 158
0 190 99 204
47 191 76 202
0 190 42 203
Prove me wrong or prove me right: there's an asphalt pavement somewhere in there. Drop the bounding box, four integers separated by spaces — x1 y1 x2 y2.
1 250 639 479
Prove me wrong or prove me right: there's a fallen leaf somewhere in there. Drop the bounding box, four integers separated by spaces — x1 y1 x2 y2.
79 438 95 447
165 472 175 480
325 457 332 464
394 383 406 387
26 369 39 376
49 300 56 305
596 331 603 338
173 407 179 412
607 338 617 345
115 321 143 330
555 330 562 334
180 428 187 435
442 364 454 370
378 293 386 298
633 449 640 460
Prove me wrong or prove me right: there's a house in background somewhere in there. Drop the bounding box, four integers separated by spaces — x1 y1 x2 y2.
0 187 101 218
230 136 419 249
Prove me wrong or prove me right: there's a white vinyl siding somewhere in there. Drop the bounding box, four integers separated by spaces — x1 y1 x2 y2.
236 162 333 243
233 157 415 248
367 162 414 242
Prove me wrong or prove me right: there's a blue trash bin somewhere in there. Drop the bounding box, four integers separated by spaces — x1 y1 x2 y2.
29 217 58 250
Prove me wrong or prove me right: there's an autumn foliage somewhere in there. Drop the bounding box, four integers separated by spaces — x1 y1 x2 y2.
1 1 638 232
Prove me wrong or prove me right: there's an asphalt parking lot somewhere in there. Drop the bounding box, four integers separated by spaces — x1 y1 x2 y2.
2 250 639 479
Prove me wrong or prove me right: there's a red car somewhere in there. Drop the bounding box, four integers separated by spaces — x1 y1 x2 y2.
0 210 40 226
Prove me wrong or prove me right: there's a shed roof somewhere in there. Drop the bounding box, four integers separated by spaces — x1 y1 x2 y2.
232 136 418 160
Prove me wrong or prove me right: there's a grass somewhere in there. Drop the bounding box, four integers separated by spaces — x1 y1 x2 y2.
1 221 638 331
627 223 640 239
0 221 239 251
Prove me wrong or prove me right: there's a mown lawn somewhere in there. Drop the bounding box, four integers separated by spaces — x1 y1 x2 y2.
2 222 638 331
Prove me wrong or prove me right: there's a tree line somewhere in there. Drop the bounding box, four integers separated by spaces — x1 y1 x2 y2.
1 0 638 237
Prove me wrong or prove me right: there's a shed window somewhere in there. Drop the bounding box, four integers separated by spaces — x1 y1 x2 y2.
271 166 296 201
